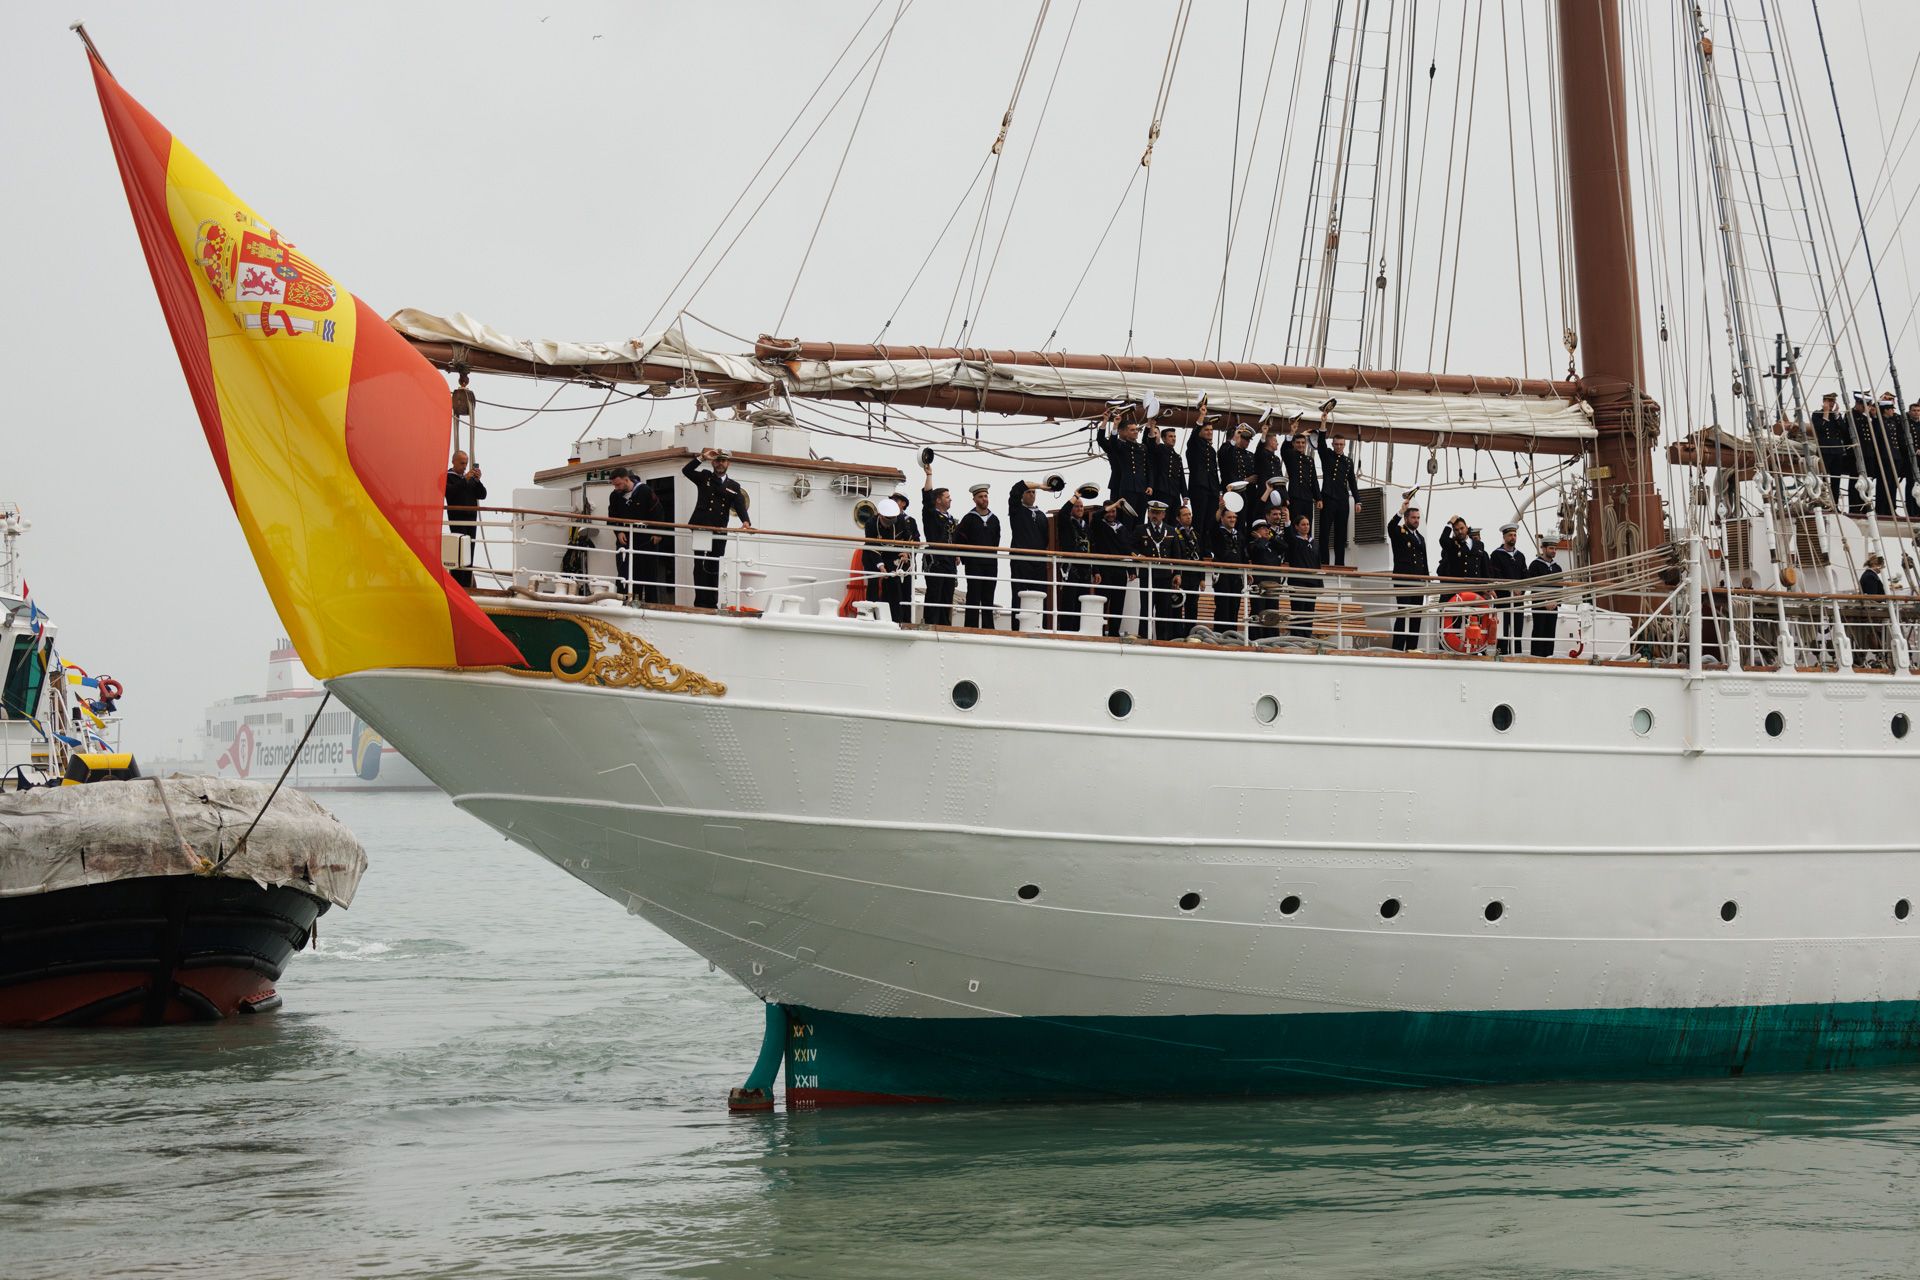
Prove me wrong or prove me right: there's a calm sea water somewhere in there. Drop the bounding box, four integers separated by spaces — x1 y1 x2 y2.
5 792 1920 1279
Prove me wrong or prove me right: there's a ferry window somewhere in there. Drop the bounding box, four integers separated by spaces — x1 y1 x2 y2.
1178 891 1201 912
1764 711 1785 738
951 680 979 710
1108 689 1133 720
1490 704 1515 732
1894 714 1910 740
1631 708 1654 736
1254 695 1280 724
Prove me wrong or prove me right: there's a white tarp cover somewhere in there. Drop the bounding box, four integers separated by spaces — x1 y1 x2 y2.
0 778 367 908
389 309 1595 441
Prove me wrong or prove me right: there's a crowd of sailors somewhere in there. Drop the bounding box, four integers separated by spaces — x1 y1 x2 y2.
1810 390 1920 518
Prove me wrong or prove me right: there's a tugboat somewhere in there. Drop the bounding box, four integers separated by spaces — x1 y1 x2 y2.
0 502 366 1027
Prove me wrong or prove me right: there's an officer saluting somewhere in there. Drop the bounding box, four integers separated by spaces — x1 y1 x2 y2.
1314 420 1361 567
1488 522 1527 655
956 482 1002 628
1186 405 1225 550
1098 404 1152 516
1386 492 1428 651
682 448 751 609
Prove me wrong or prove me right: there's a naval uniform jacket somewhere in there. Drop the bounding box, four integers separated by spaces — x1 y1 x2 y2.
682 458 749 531
1386 514 1428 578
1007 486 1051 553
1218 441 1258 490
1282 443 1322 514
1315 433 1360 507
920 494 959 574
1186 431 1223 500
956 508 1001 565
1147 438 1189 509
444 469 487 538
1211 525 1248 580
1099 427 1151 502
1863 568 1888 596
1814 409 1857 475
1054 509 1093 584
607 484 663 553
1490 545 1528 596
1459 539 1490 579
1136 520 1176 580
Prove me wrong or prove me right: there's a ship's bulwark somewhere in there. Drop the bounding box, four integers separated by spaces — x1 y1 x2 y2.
328 606 1920 1105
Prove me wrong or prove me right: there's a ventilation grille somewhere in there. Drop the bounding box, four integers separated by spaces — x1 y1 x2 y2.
1723 519 1751 572
830 474 872 497
1354 487 1386 543
1795 514 1829 567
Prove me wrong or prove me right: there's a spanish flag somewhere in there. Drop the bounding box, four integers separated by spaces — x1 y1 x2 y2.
85 49 522 677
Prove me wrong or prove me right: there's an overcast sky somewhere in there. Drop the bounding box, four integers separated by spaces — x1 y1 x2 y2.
7 1 1920 752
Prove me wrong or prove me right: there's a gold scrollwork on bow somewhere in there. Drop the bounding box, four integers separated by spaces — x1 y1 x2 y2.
481 611 727 697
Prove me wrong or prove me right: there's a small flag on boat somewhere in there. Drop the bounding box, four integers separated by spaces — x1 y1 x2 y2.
82 46 522 678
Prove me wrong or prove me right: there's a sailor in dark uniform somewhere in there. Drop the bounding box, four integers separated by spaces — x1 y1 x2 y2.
1386 494 1428 651
1314 427 1361 566
1053 489 1095 628
1089 495 1134 635
1460 526 1490 578
1187 413 1224 551
444 450 486 588
1489 522 1528 655
1856 392 1896 516
1245 519 1282 641
1813 391 1863 511
682 448 751 609
1283 512 1321 638
1218 423 1258 494
1527 537 1563 657
1008 480 1053 623
956 482 1002 629
1098 409 1152 517
1282 428 1322 545
1436 515 1471 578
860 498 908 621
1210 505 1248 637
1148 426 1189 512
607 466 667 603
1135 500 1179 639
921 464 960 626
1169 503 1203 638
1253 424 1287 492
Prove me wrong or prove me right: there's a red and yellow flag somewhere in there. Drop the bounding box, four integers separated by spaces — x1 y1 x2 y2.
86 53 522 677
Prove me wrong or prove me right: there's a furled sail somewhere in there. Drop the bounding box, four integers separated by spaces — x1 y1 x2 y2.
389 310 1596 449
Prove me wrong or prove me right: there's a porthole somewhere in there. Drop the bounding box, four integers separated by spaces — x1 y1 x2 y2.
1764 710 1785 738
1631 708 1654 736
951 680 980 710
1720 900 1738 923
1108 689 1134 719
1484 900 1505 922
1279 894 1301 916
1898 899 1912 921
1491 704 1515 732
1379 897 1402 920
1254 694 1280 725
1178 891 1201 912
1895 714 1911 740
1016 883 1039 901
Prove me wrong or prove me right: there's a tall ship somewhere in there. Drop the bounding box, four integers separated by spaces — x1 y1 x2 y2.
199 643 432 792
79 2 1920 1103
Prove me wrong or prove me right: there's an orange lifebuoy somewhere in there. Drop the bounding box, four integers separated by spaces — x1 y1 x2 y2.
97 677 124 702
1441 591 1499 654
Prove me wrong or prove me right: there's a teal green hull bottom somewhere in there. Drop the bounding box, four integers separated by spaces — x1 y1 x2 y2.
776 1000 1920 1106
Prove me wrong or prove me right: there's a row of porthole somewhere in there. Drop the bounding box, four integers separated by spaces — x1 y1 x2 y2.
1012 886 1917 923
957 683 1919 743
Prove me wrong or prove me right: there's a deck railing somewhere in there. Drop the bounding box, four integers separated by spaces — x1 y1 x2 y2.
442 504 1899 671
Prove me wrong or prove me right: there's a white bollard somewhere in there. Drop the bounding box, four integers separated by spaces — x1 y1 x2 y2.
815 598 841 618
1016 590 1046 632
1078 593 1106 637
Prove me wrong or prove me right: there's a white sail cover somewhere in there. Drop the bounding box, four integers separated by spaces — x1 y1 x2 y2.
390 310 1595 442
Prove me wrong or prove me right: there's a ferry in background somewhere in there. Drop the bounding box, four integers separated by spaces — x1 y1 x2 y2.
199 643 433 792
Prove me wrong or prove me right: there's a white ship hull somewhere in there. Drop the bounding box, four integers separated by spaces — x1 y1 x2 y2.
329 604 1920 1102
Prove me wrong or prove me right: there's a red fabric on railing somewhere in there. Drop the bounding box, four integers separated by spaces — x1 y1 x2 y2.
838 550 866 617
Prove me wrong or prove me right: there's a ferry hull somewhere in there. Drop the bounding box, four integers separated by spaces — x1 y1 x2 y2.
329 606 1920 1105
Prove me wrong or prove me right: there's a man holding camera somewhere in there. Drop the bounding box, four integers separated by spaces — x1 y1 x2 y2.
444 449 486 588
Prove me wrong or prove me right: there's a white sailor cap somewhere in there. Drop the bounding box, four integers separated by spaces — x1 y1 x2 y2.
1251 518 1270 529
715 448 734 459
1854 389 1871 401
1500 522 1519 533
1226 479 1251 491
1147 499 1168 511
968 482 991 495
875 497 901 518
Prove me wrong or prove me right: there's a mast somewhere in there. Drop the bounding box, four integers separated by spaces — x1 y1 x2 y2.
1556 0 1666 560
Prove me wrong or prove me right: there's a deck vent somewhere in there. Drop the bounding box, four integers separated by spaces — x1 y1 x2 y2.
1722 519 1751 572
1794 514 1829 568
830 473 872 497
1354 487 1387 543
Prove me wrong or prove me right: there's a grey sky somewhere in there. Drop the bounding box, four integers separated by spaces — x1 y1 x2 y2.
6 2 1919 752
